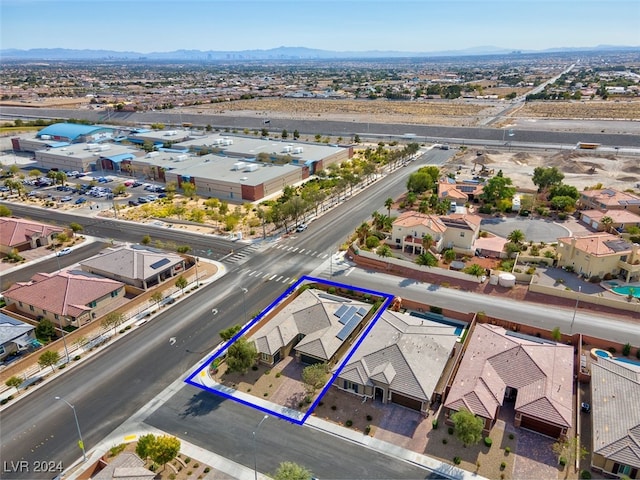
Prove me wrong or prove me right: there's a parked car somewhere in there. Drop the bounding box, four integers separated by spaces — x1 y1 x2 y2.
75 197 87 204
137 197 149 204
131 181 143 187
581 402 591 413
56 247 71 256
60 195 73 202
128 200 139 207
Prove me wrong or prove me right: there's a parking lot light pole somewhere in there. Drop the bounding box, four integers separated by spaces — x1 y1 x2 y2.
253 414 269 480
241 288 248 324
55 396 86 462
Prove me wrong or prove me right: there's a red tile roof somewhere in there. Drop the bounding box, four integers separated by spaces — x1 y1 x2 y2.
0 217 64 247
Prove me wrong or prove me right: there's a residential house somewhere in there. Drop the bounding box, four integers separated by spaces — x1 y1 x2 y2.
334 310 460 413
80 245 186 290
590 357 640 479
0 312 37 362
91 452 155 480
440 214 482 255
0 217 65 254
438 177 483 204
2 270 126 327
579 209 640 232
579 189 640 215
556 233 640 282
444 324 573 438
250 289 371 366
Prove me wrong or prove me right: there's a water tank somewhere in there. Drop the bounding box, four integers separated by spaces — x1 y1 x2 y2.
498 273 516 288
233 162 246 171
85 143 97 150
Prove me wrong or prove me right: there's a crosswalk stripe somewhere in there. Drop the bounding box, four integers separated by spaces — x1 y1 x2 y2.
299 249 305 254
311 251 317 256
269 274 277 280
263 273 271 278
292 247 299 252
283 277 290 283
321 254 328 258
248 271 256 276
276 276 283 282
289 278 296 284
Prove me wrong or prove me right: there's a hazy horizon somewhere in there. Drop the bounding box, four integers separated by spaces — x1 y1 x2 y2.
1 0 639 54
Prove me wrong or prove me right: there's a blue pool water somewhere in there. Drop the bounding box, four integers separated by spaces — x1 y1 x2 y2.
615 357 640 367
612 286 640 298
454 327 463 336
595 349 611 358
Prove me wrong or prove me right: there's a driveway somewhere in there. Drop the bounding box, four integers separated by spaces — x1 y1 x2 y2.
480 216 572 242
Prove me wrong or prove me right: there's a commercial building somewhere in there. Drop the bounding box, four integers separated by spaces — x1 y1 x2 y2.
11 122 116 153
33 142 139 173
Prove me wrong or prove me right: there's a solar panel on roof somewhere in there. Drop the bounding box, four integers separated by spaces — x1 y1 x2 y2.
357 307 368 316
150 258 171 270
334 304 349 318
338 306 358 324
336 315 364 341
340 311 357 326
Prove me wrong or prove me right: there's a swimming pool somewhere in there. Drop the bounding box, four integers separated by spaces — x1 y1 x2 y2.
615 357 640 367
612 286 640 298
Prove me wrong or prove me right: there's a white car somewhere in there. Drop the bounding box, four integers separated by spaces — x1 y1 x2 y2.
296 223 307 232
56 247 71 256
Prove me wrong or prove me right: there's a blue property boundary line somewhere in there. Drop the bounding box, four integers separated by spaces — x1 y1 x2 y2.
184 275 394 425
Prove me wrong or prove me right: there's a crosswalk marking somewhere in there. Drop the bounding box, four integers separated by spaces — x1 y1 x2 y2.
263 273 271 278
283 277 289 283
292 247 299 252
248 271 256 276
276 276 283 282
299 249 305 254
269 274 277 280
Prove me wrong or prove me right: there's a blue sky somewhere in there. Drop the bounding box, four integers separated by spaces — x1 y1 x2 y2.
1 0 639 53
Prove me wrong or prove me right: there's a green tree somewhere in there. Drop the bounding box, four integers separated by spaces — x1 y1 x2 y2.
451 408 484 447
376 244 392 259
422 234 434 253
5 376 22 391
551 327 562 342
384 197 393 217
549 183 579 200
507 229 525 244
141 235 151 245
274 461 313 480
225 337 257 374
532 166 564 192
480 171 516 205
355 222 371 244
182 181 197 199
415 251 438 267
301 363 328 395
35 318 56 342
599 216 614 233
150 435 181 470
463 264 486 277
135 433 157 461
219 324 242 341
552 436 587 472
175 275 188 295
293 129 300 140
443 249 456 264
101 312 125 334
69 222 83 233
151 291 163 309
0 204 12 217
550 195 576 212
281 129 288 139
38 350 60 373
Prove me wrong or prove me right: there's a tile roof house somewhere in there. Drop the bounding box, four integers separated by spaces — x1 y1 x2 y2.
250 289 371 366
2 270 126 327
0 312 37 362
334 310 460 413
579 209 640 232
444 324 573 438
80 245 187 290
438 177 484 203
556 233 640 283
590 357 640 479
579 188 640 215
92 452 155 480
0 217 65 254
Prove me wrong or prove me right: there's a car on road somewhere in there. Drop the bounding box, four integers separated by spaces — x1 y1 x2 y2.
296 223 308 232
56 247 71 256
581 402 591 413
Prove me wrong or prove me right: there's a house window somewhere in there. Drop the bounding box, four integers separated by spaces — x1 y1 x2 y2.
260 353 270 362
19 301 23 307
460 232 465 237
54 314 59 320
111 290 118 298
29 305 34 312
343 380 359 393
0 345 4 355
89 301 97 308
395 238 401 244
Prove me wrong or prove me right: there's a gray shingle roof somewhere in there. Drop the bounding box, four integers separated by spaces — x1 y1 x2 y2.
80 245 183 281
336 310 459 401
591 357 640 468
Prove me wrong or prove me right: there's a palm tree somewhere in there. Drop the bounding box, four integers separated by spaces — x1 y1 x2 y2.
356 222 371 244
600 216 614 233
384 197 393 217
422 234 434 253
415 251 437 267
507 229 525 244
463 264 486 277
376 244 392 269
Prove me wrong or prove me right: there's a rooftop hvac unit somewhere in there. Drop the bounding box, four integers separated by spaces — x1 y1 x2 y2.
221 137 233 146
164 130 177 136
85 143 97 150
244 164 259 172
293 147 304 154
282 145 293 153
233 161 246 171
240 176 248 181
211 138 223 145
98 145 111 151
147 151 159 157
175 154 187 161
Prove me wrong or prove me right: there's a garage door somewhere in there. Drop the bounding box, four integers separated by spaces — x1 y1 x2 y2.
299 354 322 365
520 415 562 438
390 392 422 411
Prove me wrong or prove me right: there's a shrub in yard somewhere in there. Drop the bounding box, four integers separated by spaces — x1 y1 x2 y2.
505 447 511 454
366 414 373 421
432 419 438 429
204 468 210 473
623 343 631 356
73 355 81 361
331 405 337 410
345 420 353 427
580 470 592 479
559 457 567 467
265 369 271 375
484 437 493 447
251 365 259 371
184 457 191 464
442 438 448 444
448 427 454 435
453 456 461 465
508 433 515 440
500 462 506 470
608 347 617 354
365 425 371 435
275 372 281 378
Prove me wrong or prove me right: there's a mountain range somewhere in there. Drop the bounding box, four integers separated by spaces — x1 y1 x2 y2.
1 45 638 61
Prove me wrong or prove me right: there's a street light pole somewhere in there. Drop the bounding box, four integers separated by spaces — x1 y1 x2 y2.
241 287 248 324
253 414 269 480
52 244 70 363
570 286 581 334
55 396 86 462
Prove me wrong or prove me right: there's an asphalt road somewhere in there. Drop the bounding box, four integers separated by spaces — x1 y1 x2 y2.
1 106 639 148
146 386 441 480
0 147 637 479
